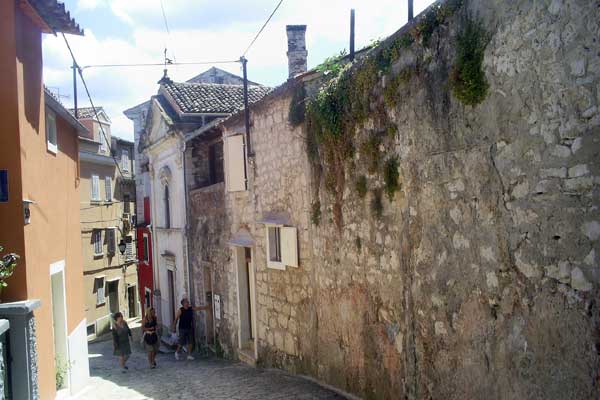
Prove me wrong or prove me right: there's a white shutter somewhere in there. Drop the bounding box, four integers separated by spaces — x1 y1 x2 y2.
91 175 100 201
105 176 112 201
281 227 298 267
225 135 246 192
96 277 105 305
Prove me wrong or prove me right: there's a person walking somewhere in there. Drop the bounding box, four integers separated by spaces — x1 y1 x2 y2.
143 307 160 368
172 298 210 360
112 312 132 372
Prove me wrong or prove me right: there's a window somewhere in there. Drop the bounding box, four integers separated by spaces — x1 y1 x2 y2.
91 175 100 201
164 185 170 228
142 234 149 262
106 228 116 255
86 324 96 337
144 287 151 309
46 109 58 153
93 230 103 255
94 277 105 305
209 141 224 185
268 226 281 263
123 194 130 214
265 225 298 270
225 134 246 192
99 134 107 153
105 176 112 202
122 149 130 172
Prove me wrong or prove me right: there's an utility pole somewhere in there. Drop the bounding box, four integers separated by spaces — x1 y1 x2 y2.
408 0 414 21
240 56 251 189
349 9 355 61
72 60 78 118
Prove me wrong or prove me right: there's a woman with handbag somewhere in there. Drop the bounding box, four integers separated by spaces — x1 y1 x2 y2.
112 312 132 372
143 307 160 368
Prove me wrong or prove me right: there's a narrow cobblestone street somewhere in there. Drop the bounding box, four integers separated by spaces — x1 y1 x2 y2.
72 339 346 400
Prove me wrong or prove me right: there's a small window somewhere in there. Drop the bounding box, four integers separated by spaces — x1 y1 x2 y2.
86 323 96 336
104 176 112 202
46 109 58 153
106 228 116 255
122 149 130 172
144 287 151 309
268 226 281 263
94 277 105 305
142 234 149 262
99 133 107 153
265 225 298 270
164 185 171 228
91 175 100 201
209 141 224 185
93 230 103 256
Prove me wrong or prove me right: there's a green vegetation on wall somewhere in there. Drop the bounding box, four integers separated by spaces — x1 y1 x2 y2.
450 17 490 106
304 1 483 230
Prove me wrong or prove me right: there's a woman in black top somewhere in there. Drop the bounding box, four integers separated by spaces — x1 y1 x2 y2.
143 307 160 368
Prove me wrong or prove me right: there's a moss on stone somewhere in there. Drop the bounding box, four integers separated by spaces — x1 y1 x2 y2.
311 200 321 226
450 18 490 106
370 190 384 219
384 156 400 200
356 175 368 198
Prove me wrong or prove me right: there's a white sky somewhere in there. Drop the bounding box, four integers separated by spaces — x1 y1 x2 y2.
43 0 437 140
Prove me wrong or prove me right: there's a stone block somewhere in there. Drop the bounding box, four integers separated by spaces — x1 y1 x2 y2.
571 267 592 291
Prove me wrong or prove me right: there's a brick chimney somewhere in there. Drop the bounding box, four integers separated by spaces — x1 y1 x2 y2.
286 25 307 78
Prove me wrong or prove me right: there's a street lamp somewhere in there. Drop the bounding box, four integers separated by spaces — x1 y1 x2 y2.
118 239 126 255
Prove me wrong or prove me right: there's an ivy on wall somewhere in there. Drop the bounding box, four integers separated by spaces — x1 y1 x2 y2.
293 0 489 230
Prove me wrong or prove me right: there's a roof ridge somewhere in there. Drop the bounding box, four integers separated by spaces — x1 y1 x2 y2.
170 81 270 89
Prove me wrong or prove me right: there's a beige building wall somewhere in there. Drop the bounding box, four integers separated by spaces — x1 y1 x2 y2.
79 120 138 338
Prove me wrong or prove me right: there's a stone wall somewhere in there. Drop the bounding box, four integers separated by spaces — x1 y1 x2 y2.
189 1 600 399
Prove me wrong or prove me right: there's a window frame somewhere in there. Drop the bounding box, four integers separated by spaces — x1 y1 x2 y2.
91 175 100 202
46 109 58 154
93 229 103 256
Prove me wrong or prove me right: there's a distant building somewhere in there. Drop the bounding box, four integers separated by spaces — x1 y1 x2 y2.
125 67 270 341
0 1 89 397
73 107 139 339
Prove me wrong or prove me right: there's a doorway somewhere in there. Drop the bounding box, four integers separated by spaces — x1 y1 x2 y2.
127 285 137 318
236 247 256 352
107 280 119 315
167 269 176 324
50 261 69 391
203 264 214 346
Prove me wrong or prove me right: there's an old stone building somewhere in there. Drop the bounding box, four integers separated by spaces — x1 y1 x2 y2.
128 69 270 331
187 1 600 399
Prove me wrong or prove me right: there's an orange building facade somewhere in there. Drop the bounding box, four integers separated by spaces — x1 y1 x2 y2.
0 1 89 398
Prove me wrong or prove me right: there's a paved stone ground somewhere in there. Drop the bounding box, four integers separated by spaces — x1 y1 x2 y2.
72 339 347 400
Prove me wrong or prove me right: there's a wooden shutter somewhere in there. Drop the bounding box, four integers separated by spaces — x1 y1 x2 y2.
91 175 100 200
225 135 246 192
281 227 298 267
107 229 115 254
105 177 112 201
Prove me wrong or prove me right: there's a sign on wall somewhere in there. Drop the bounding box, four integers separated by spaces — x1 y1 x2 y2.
0 170 8 202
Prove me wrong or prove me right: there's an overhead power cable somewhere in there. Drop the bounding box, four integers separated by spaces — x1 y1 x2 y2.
242 0 284 57
80 60 239 70
159 0 177 64
62 33 125 179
